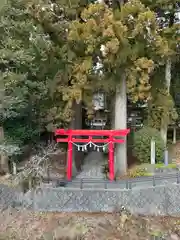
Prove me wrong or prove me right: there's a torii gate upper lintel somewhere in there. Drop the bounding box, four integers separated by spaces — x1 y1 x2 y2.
55 129 130 181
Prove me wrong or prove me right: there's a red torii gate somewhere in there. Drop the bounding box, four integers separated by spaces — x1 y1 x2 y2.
55 129 130 181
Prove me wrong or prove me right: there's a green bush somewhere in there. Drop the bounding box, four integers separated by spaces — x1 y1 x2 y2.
133 127 164 163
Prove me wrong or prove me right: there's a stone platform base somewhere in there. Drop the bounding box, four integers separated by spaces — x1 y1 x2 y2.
24 183 180 216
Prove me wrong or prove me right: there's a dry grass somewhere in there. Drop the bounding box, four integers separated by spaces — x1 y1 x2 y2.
0 174 16 187
0 208 179 240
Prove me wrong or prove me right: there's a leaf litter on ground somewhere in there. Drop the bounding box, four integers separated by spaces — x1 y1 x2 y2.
0 208 179 240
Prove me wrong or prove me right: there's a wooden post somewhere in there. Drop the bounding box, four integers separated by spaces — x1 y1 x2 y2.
67 133 73 180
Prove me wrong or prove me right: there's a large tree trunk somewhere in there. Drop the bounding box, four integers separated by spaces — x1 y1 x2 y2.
160 58 171 146
0 126 9 174
69 101 83 177
73 101 83 172
114 76 127 176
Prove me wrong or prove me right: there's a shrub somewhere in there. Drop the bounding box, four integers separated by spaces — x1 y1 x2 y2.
128 167 151 178
133 127 164 164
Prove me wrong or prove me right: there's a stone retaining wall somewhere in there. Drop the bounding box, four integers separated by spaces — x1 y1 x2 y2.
23 183 180 216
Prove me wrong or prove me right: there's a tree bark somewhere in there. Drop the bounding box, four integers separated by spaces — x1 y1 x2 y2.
73 101 83 172
114 76 127 176
160 58 171 146
0 126 9 174
69 101 83 177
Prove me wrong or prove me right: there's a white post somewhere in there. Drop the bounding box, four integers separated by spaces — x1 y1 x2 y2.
151 138 155 164
12 161 17 175
164 149 168 166
173 126 176 144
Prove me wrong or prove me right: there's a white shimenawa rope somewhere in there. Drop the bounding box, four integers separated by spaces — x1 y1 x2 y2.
69 141 112 152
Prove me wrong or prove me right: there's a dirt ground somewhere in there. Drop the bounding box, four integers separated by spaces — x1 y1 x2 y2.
169 141 180 164
0 208 179 240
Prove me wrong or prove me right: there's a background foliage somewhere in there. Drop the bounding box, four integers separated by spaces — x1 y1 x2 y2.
133 127 164 163
0 0 179 168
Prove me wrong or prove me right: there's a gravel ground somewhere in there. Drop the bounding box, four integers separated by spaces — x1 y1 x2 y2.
75 151 105 179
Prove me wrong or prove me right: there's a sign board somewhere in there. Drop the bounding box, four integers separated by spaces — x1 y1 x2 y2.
93 92 105 110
